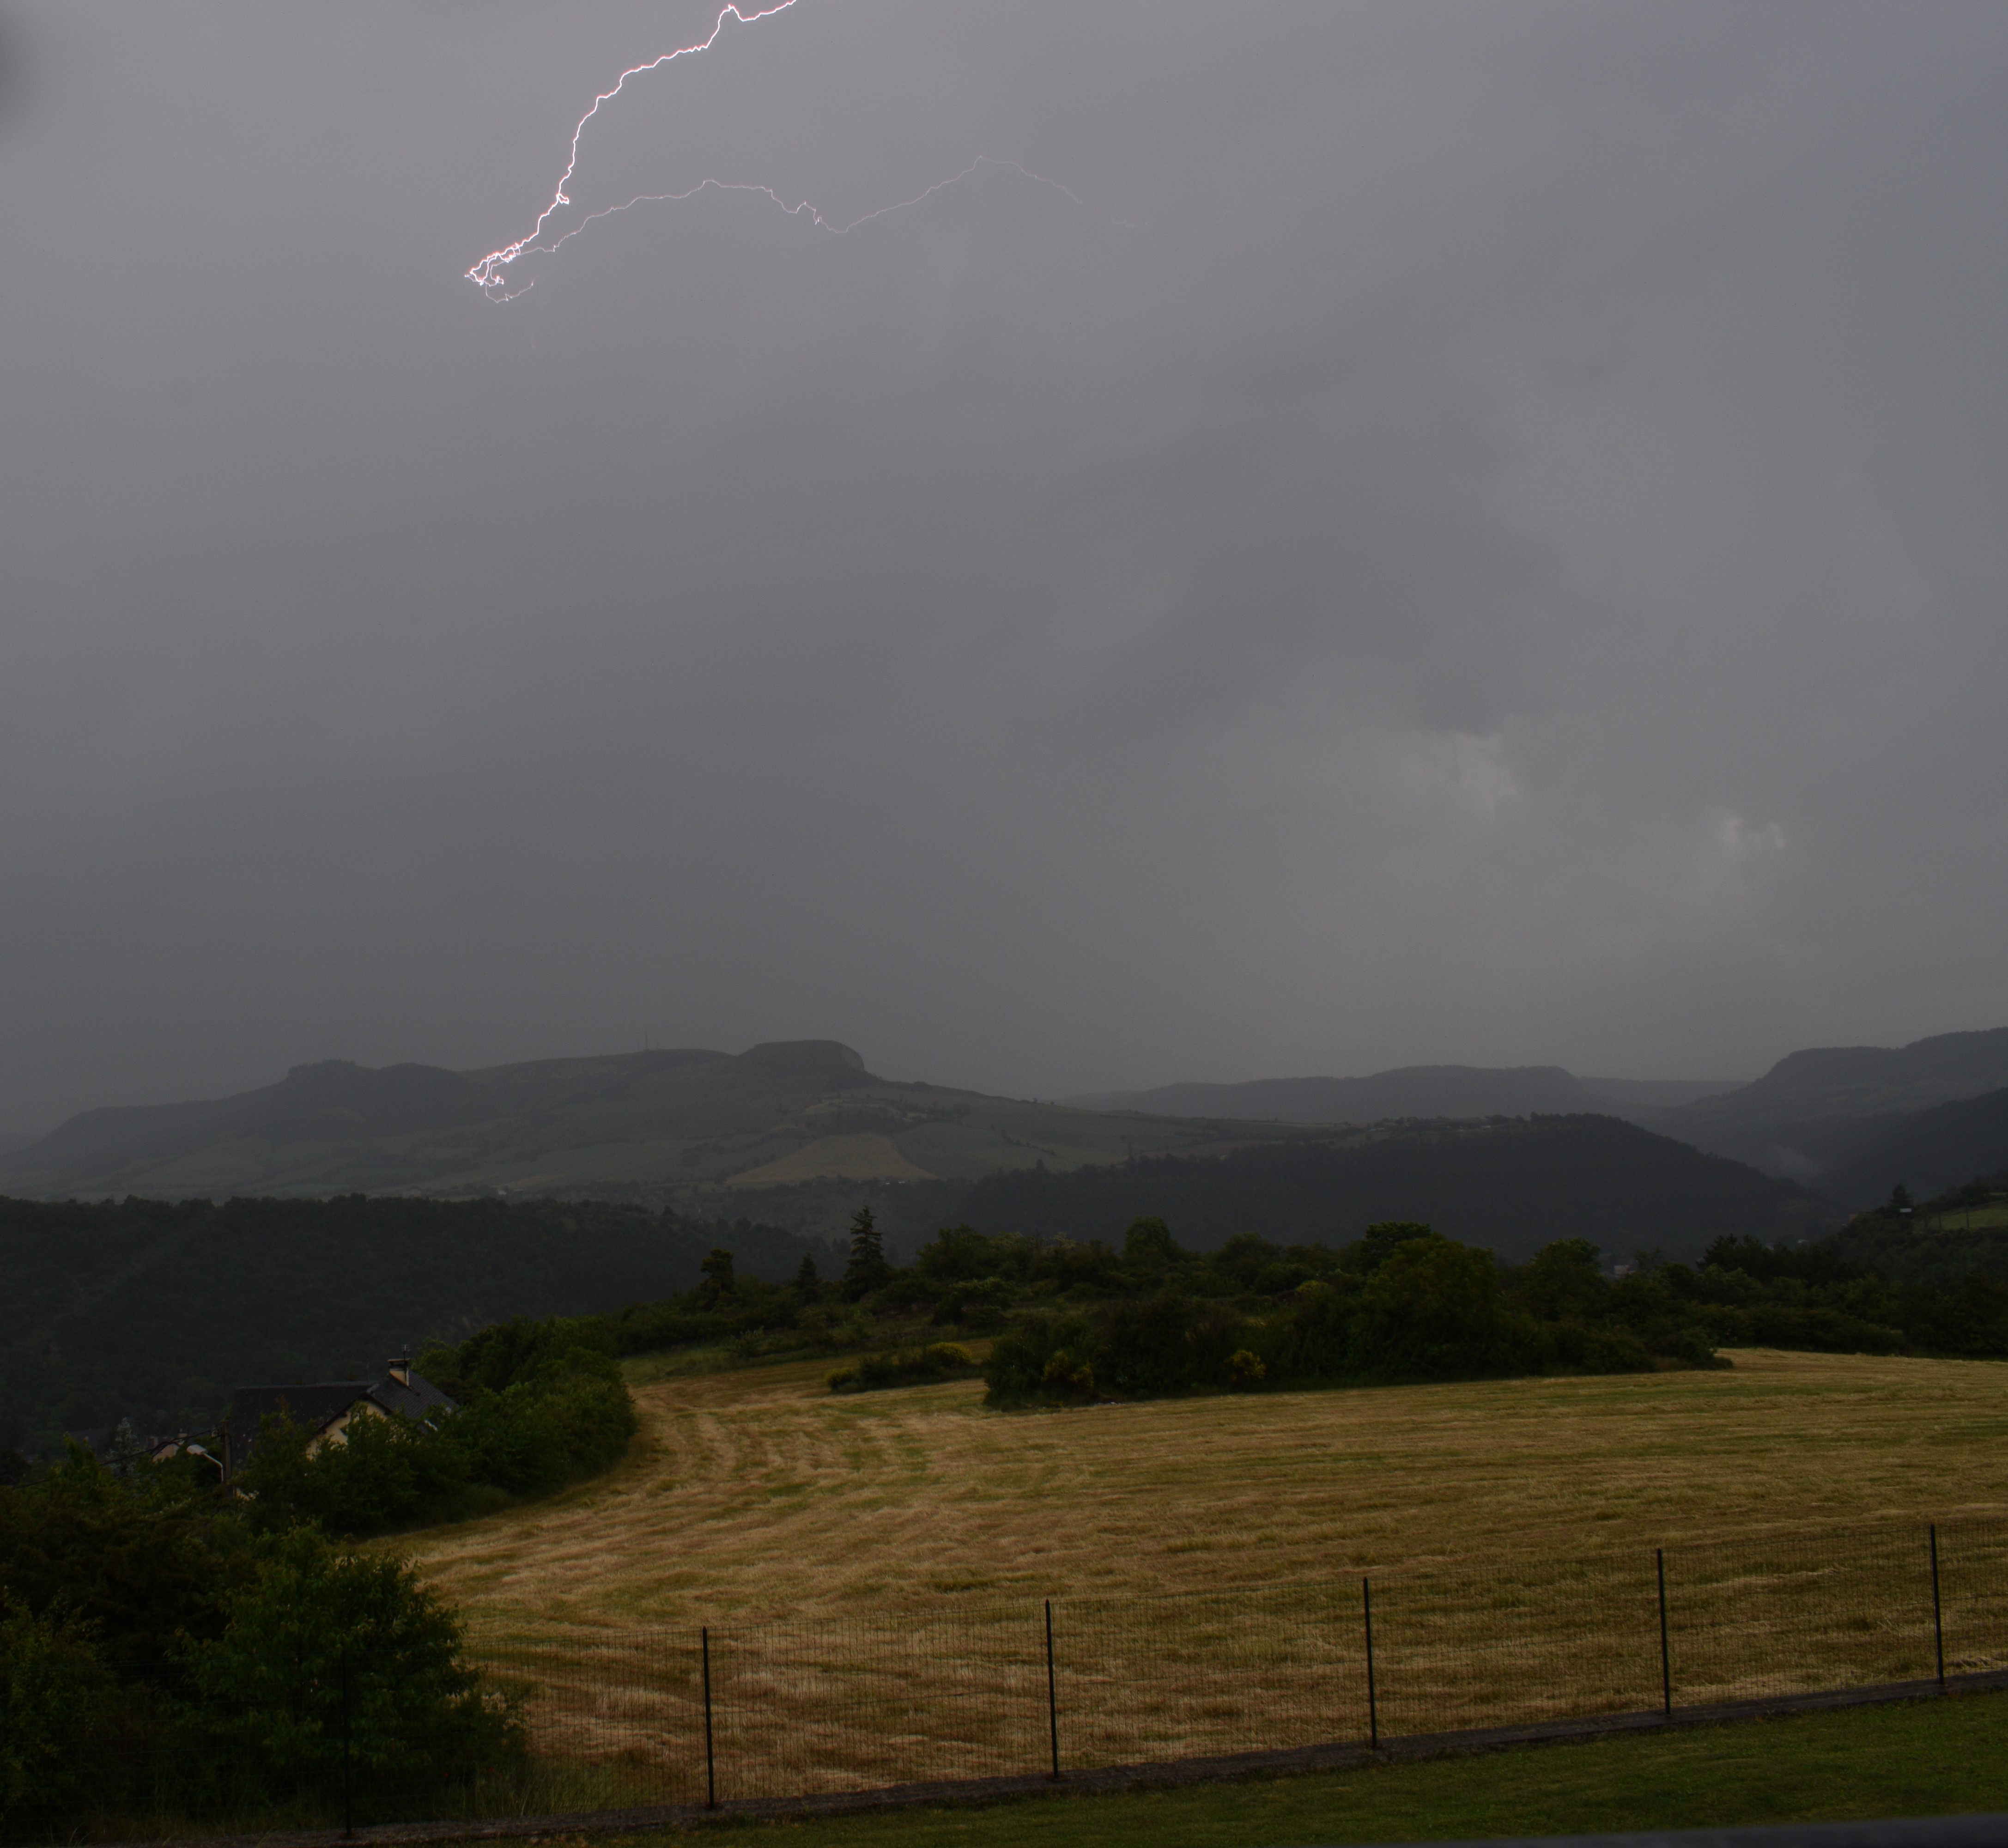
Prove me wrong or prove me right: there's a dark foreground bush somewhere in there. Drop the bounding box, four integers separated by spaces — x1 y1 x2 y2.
179 1528 522 1813
0 1452 520 1837
827 1343 977 1393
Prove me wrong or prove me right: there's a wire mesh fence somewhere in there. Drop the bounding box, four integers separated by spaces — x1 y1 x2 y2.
10 1518 2008 1843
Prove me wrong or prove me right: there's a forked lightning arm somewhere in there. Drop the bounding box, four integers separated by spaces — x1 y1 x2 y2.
464 2 1103 302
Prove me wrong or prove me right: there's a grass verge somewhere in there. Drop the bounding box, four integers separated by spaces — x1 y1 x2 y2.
613 1692 2008 1848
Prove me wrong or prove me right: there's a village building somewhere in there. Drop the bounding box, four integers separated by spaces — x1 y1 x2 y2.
222 1356 455 1479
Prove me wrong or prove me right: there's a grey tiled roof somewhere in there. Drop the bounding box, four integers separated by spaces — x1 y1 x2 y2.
364 1373 456 1421
225 1371 456 1475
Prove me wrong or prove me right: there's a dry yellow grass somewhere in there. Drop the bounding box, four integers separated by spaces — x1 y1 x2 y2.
395 1350 2008 1801
408 1348 2008 1628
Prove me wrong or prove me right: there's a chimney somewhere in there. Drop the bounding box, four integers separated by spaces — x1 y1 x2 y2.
388 1356 411 1387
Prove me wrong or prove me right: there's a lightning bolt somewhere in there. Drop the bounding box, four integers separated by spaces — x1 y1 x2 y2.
465 3 1113 303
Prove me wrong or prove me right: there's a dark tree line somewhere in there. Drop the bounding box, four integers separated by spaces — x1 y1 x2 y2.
0 1448 521 1836
0 1191 827 1446
973 1215 2008 1405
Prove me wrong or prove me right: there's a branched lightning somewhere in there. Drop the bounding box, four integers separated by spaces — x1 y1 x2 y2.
465 2 1110 302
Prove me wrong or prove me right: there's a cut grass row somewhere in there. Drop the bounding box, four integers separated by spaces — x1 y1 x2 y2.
404 1350 2008 1637
612 1691 2008 1848
394 1349 2008 1799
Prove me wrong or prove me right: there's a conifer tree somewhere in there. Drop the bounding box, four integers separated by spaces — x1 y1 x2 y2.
842 1205 892 1300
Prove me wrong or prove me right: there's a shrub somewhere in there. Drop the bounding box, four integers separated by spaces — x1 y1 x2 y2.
1351 1233 1531 1379
983 1313 1096 1404
929 1277 1016 1329
0 1600 114 1830
0 1452 520 1834
1040 1351 1098 1400
182 1528 522 1815
827 1343 977 1394
1096 1293 1243 1396
240 1405 479 1537
0 1445 253 1662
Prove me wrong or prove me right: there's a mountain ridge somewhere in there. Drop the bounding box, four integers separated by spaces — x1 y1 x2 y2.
12 1027 2006 1212
1066 1064 1744 1125
1654 1027 2008 1181
1070 1030 2008 1191
0 1040 1303 1207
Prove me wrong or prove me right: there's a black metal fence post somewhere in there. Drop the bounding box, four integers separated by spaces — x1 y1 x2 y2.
1930 1525 1946 1690
701 1627 716 1810
1044 1600 1061 1779
1656 1549 1672 1716
1362 1576 1379 1749
340 1651 354 1840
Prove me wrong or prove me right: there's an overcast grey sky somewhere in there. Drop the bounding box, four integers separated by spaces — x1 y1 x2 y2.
2 1 2005 1132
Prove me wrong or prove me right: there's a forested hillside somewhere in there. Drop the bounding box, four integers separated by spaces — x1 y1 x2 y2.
1067 1065 1742 1123
0 1194 827 1446
852 1115 1829 1263
1820 1178 2008 1287
1816 1089 2008 1209
1656 1028 2008 1181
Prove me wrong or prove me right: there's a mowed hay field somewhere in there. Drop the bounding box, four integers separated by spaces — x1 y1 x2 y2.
394 1351 2008 1799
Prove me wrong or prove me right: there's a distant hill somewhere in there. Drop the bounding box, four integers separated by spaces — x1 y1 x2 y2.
0 1194 831 1447
0 1133 31 1160
1066 1065 1743 1125
0 1112 1833 1444
1576 1076 1753 1112
1815 1088 2008 1210
1655 1028 2008 1181
0 1041 1298 1208
843 1114 1829 1265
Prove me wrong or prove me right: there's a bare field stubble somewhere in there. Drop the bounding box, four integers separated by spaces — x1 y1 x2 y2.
402 1351 2008 1796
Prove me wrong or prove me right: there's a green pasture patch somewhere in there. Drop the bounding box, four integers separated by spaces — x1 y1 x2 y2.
626 1692 2008 1848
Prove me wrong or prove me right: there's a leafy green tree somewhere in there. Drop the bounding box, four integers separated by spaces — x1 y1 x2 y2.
983 1311 1100 1404
1271 1276 1362 1379
1346 1221 1438 1275
184 1528 521 1811
795 1252 820 1295
842 1206 893 1300
450 1364 634 1500
1352 1234 1527 1377
436 1315 615 1397
1210 1232 1282 1290
913 1223 1019 1282
236 1409 478 1538
1122 1216 1179 1269
1097 1293 1241 1395
1508 1238 1611 1322
0 1599 113 1830
0 1444 250 1663
699 1246 737 1297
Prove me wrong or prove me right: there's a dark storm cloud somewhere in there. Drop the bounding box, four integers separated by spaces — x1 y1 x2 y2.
1 2 2006 1131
